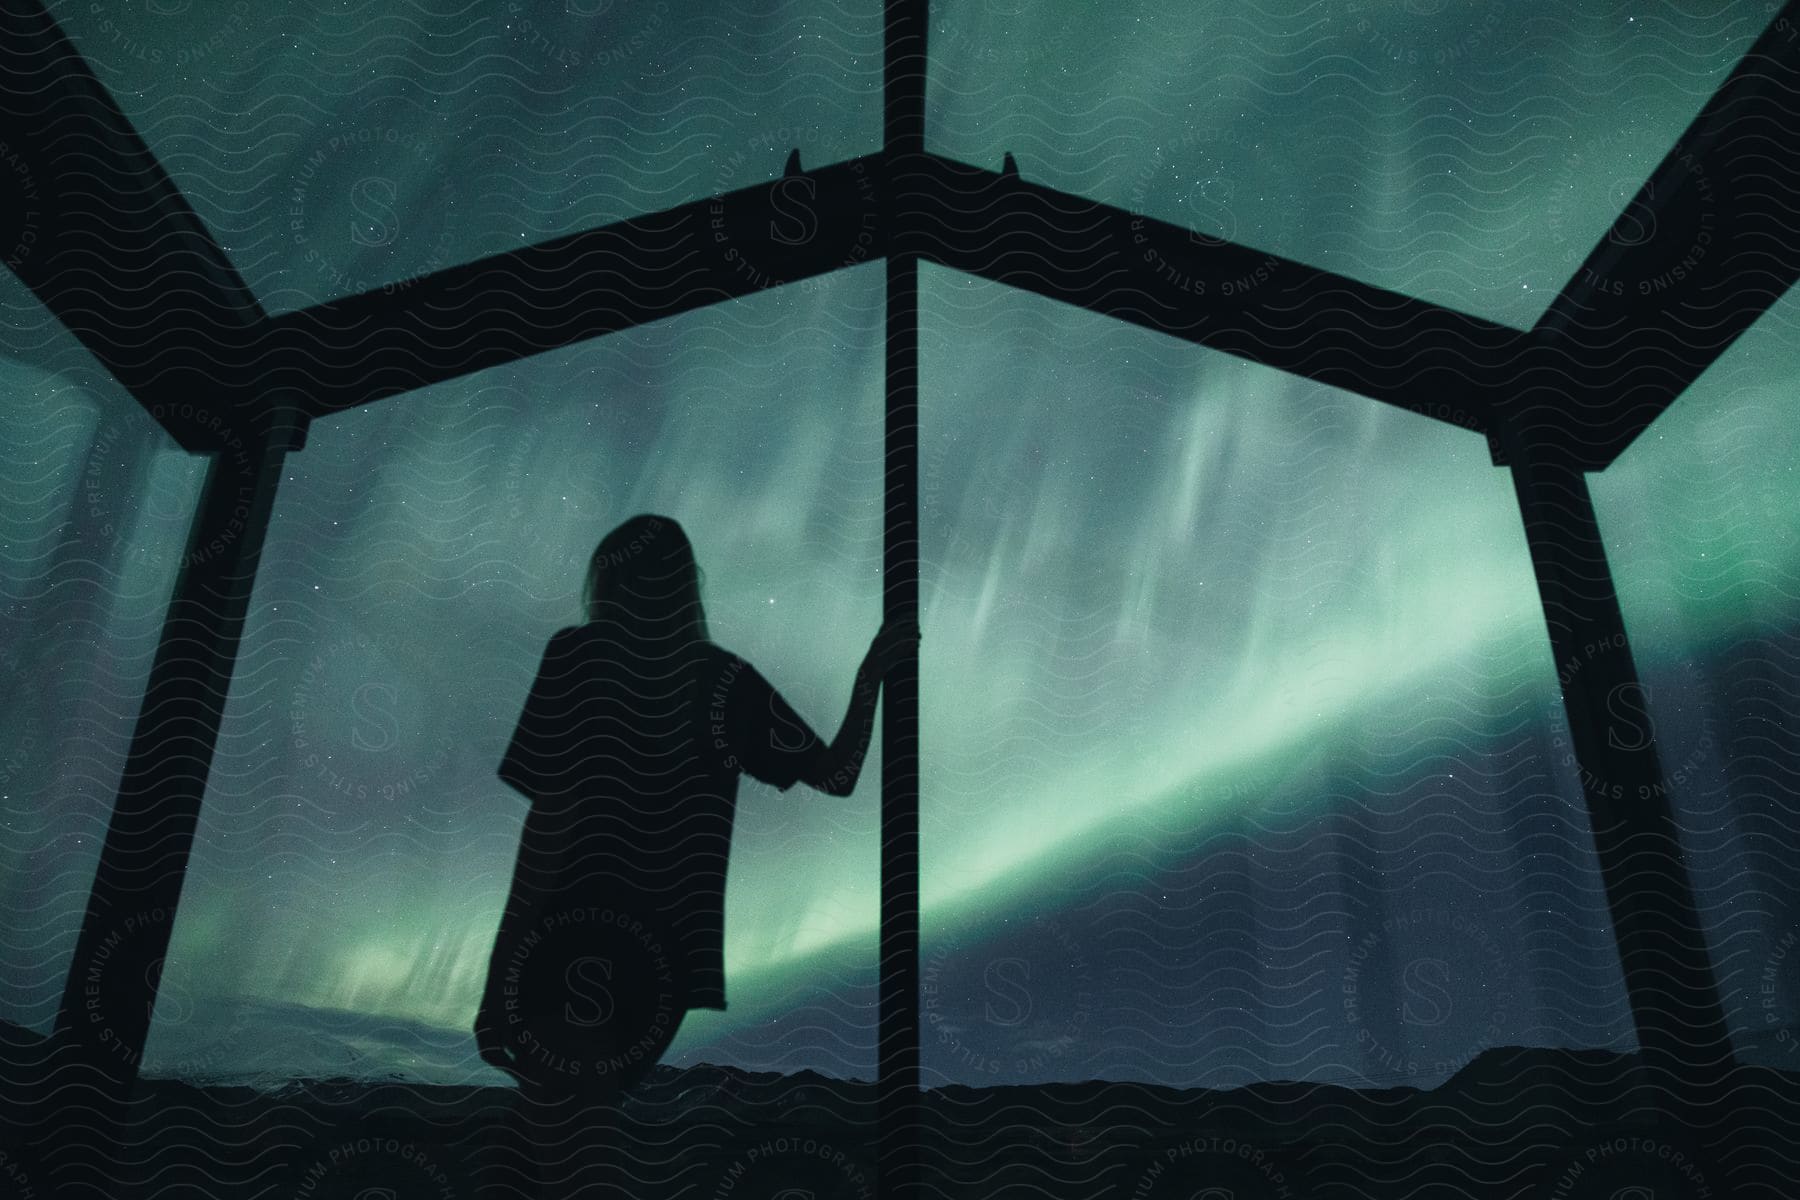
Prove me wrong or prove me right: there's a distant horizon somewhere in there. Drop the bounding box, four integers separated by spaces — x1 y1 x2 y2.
119 1038 1800 1096
3 1004 1713 1094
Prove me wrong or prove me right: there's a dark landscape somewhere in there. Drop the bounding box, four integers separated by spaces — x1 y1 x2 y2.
6 1018 1800 1199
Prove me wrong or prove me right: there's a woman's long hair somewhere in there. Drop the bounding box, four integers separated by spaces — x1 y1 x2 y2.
580 513 710 647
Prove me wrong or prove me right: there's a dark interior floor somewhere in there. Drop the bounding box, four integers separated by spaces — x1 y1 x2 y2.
4 1039 1798 1198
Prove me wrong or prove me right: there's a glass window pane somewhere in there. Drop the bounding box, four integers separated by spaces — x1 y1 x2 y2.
1589 286 1800 1071
919 271 1638 1188
48 0 883 314
145 268 888 1130
929 0 1768 328
0 268 207 1034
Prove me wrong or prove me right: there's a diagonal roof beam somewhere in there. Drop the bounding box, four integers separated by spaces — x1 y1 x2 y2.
0 0 266 452
1521 2 1800 470
257 152 886 422
913 152 1514 436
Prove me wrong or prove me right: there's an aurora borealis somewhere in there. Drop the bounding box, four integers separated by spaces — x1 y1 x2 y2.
2 0 1798 1094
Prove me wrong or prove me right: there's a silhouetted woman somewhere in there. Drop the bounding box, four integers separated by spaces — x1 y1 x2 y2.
475 513 916 1117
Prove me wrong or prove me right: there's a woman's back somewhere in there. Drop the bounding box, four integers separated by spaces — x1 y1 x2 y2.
493 619 826 1012
500 621 730 905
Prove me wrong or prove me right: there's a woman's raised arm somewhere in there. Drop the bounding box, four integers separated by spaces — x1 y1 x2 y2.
799 619 920 796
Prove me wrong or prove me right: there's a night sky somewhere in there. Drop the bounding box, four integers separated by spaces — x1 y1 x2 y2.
2 0 1798 1094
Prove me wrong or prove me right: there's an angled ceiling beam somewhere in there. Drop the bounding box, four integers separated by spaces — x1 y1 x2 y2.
1520 1 1800 469
257 152 886 422
0 0 266 452
915 152 1515 437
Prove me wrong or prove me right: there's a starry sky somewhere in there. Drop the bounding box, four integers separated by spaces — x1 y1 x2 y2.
1 0 1798 1092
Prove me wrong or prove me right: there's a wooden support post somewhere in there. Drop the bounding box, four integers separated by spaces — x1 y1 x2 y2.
1501 418 1735 1138
34 408 301 1193
879 0 926 1196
